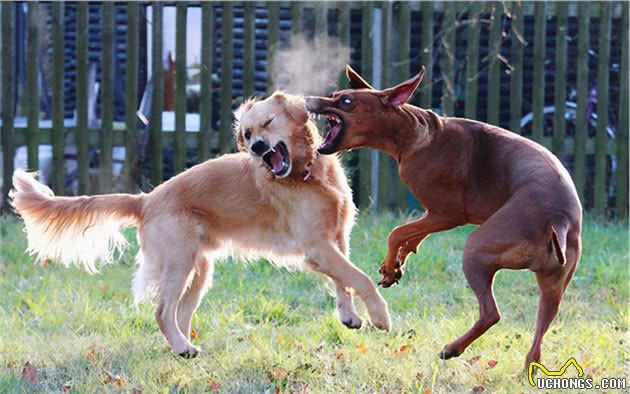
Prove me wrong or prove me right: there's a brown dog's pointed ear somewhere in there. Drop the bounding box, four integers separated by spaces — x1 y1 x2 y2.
346 64 374 90
382 66 426 107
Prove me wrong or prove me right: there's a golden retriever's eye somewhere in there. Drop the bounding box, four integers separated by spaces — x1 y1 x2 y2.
341 97 352 105
244 129 252 139
262 118 273 128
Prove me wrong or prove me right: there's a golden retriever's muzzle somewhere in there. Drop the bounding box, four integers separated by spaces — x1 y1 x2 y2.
249 138 291 178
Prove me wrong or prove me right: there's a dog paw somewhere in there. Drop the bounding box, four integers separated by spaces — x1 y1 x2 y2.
378 265 403 288
438 345 461 360
176 345 201 359
341 316 363 329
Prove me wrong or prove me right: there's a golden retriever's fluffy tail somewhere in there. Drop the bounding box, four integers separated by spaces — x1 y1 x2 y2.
10 170 143 272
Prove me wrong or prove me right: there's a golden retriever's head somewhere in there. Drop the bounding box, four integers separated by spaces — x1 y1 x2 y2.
234 92 320 179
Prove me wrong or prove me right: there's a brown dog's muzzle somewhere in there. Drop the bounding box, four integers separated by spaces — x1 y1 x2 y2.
304 96 345 155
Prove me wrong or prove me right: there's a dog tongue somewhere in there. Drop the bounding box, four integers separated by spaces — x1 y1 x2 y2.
323 124 341 146
270 150 284 173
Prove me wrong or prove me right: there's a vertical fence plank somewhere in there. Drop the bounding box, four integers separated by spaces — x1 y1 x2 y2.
358 2 373 209
532 2 546 142
419 2 433 109
380 2 395 212
509 1 524 133
267 2 279 89
26 3 39 171
291 2 302 35
573 2 589 201
51 2 65 194
219 2 233 154
552 3 568 155
199 2 213 161
101 2 114 192
175 2 187 173
76 2 89 194
486 2 502 125
616 1 629 218
1 2 15 209
440 4 456 116
465 2 481 119
150 2 164 185
337 2 350 89
394 0 410 210
125 2 139 191
594 3 611 216
243 1 255 98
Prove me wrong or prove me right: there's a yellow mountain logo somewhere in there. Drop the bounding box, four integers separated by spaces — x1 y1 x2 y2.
528 358 585 387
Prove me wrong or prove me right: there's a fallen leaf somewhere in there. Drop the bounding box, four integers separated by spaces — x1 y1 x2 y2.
85 345 105 362
40 259 49 268
356 342 368 354
21 361 38 386
487 360 498 368
62 384 72 392
467 355 481 365
190 329 198 341
270 367 288 381
423 388 432 394
103 372 125 387
394 344 411 359
472 385 485 393
335 350 344 360
207 379 220 391
275 385 281 394
6 357 17 367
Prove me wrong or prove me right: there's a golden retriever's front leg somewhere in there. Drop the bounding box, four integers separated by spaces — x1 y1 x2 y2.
177 258 213 340
307 244 391 331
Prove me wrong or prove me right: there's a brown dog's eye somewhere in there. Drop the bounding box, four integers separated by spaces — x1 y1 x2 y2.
341 97 352 105
244 129 252 139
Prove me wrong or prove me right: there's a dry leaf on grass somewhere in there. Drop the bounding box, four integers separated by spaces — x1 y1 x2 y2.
103 372 125 387
21 361 38 386
207 379 220 391
356 342 368 354
472 385 485 392
487 360 498 368
190 329 198 340
270 367 288 381
393 344 411 359
423 388 432 394
62 384 72 392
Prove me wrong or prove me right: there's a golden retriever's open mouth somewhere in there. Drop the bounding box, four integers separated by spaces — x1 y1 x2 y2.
262 141 291 178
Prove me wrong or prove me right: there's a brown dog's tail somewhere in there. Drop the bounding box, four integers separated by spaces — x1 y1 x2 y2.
10 170 144 272
550 220 569 266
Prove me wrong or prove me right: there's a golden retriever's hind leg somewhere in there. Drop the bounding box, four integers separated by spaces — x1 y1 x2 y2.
177 257 213 340
155 261 200 358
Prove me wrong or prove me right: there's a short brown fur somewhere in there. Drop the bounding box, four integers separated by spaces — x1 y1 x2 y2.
305 66 582 367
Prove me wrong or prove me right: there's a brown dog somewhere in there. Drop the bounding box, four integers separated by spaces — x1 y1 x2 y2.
305 66 582 367
10 92 391 358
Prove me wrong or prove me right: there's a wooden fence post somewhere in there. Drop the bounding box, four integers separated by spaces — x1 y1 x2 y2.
465 2 481 120
617 1 629 218
26 2 39 172
509 1 524 133
219 2 234 154
100 2 115 192
419 2 433 109
487 2 502 126
199 2 213 161
532 2 546 143
150 2 164 186
243 2 255 98
1 2 15 209
573 2 589 201
594 3 611 216
552 2 568 156
175 2 187 173
440 4 456 116
51 2 65 194
76 2 89 194
125 2 139 191
267 2 279 89
358 2 373 210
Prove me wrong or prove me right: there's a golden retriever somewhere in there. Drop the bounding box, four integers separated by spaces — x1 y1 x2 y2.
10 92 391 358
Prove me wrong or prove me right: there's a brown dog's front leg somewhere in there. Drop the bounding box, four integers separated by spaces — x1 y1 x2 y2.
379 212 460 287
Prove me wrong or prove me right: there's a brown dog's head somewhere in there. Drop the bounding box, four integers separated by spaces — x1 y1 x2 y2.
234 92 319 179
305 65 425 154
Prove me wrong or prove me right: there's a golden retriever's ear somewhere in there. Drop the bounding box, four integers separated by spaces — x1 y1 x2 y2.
273 92 308 125
233 100 254 152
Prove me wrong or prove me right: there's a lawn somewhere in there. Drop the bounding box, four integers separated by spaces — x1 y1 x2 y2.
0 212 627 393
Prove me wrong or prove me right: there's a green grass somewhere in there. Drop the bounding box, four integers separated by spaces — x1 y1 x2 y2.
0 213 627 393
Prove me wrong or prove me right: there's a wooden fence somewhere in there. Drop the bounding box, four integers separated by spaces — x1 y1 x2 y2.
0 2 628 218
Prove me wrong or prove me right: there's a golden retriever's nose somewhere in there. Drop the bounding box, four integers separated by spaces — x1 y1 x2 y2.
250 140 269 156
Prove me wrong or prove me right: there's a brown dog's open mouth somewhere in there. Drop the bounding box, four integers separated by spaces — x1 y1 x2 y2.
312 112 344 154
262 141 291 178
